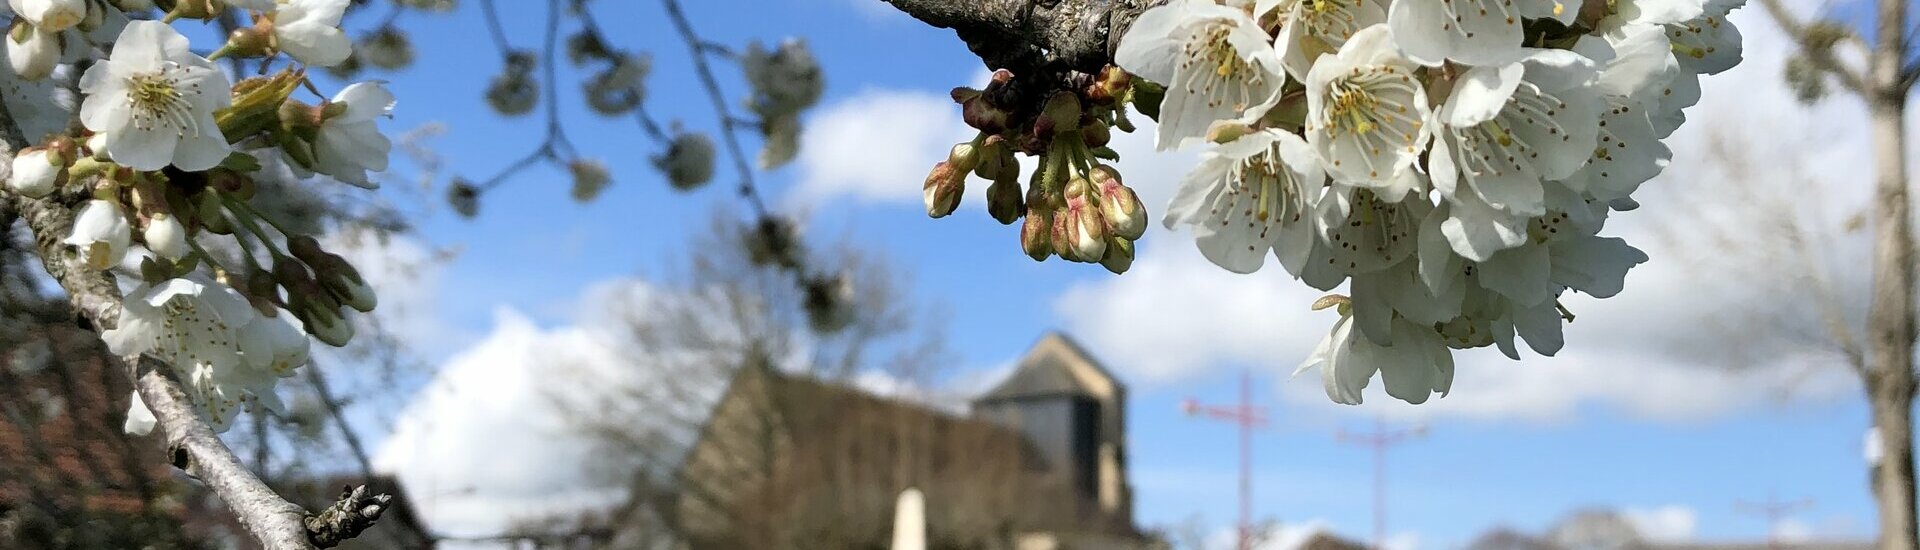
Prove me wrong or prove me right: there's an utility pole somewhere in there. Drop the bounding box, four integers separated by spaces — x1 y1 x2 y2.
1337 417 1426 550
1736 491 1815 550
1182 370 1270 550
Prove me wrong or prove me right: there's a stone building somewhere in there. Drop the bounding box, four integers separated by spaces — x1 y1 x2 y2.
675 332 1153 550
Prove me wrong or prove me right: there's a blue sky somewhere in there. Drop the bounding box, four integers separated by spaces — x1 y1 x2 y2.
325 1 1893 548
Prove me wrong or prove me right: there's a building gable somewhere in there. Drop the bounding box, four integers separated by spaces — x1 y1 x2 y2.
974 332 1124 406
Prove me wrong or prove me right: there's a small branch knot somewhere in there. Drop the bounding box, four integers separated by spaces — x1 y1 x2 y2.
304 485 394 548
168 444 193 473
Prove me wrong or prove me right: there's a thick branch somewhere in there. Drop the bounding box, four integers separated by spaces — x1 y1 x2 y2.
0 96 385 549
878 0 1162 73
7 188 317 548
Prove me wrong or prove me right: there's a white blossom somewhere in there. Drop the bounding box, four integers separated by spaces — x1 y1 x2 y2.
1561 28 1676 200
1430 50 1601 224
1388 0 1568 66
1596 0 1706 29
312 81 394 189
1474 227 1647 309
1296 312 1454 405
8 148 61 197
143 212 189 260
741 38 822 119
1255 0 1386 81
1166 129 1325 275
1109 0 1746 407
269 0 352 67
78 21 232 171
1316 183 1428 276
235 310 309 377
6 25 59 81
102 274 286 431
8 0 85 33
1304 24 1430 190
64 198 130 270
1116 0 1285 150
1667 0 1744 76
758 113 800 169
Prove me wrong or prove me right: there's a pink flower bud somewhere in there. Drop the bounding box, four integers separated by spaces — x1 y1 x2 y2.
1021 208 1053 261
922 161 964 218
1092 166 1145 240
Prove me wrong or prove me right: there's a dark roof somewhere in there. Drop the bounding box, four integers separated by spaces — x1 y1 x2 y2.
1466 528 1561 550
763 367 1022 441
1298 532 1369 550
974 332 1123 403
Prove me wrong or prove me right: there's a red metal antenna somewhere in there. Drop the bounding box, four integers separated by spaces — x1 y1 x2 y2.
1337 416 1426 550
1735 491 1814 550
1181 370 1271 550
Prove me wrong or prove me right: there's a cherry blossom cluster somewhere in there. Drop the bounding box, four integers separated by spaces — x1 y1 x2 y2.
3 0 393 430
1110 0 1743 405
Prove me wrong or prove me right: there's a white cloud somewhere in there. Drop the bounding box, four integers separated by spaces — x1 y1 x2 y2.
372 274 968 539
1623 505 1697 543
838 0 913 22
793 89 974 207
373 281 661 538
1056 242 1328 383
1772 517 1814 543
1051 8 1875 423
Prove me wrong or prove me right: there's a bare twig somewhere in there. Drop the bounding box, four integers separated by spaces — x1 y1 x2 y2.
661 0 770 219
1759 0 1870 95
304 363 440 548
304 486 393 547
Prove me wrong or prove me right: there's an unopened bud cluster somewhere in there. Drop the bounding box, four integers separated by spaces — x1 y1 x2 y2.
927 66 1147 274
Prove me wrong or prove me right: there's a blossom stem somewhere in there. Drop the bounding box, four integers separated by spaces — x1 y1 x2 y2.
220 195 290 261
217 213 268 272
188 236 243 274
223 193 302 241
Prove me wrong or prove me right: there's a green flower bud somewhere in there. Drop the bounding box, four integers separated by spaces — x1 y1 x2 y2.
1021 208 1053 262
986 176 1023 226
1100 237 1135 275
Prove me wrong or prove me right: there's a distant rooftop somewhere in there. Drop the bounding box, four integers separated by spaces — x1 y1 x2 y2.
973 332 1124 403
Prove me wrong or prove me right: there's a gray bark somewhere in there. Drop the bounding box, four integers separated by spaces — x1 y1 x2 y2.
0 89 386 550
1755 0 1916 545
877 0 1161 73
1864 0 1916 543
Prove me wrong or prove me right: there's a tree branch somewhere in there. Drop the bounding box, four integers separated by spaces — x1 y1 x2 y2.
878 0 1163 73
1759 0 1871 96
305 363 439 548
0 93 386 550
1901 58 1920 94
